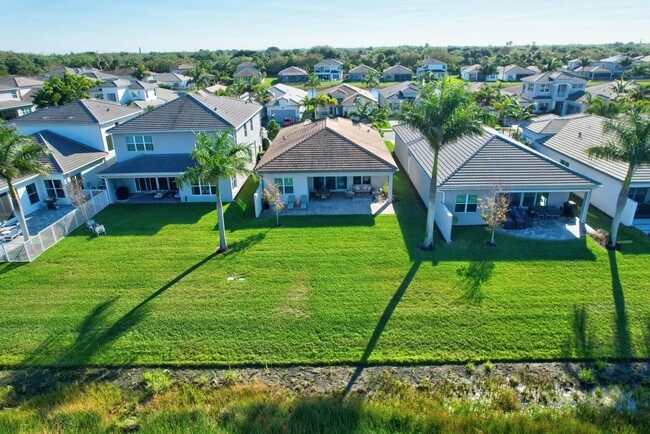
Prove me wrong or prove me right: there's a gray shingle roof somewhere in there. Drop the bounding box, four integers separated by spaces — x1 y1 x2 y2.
256 118 397 173
234 67 263 78
109 93 261 133
377 81 420 99
522 71 586 83
0 77 44 88
525 114 589 134
81 71 118 81
156 72 190 83
535 115 650 183
394 124 598 190
128 80 158 90
278 66 308 76
348 64 377 74
383 65 413 75
99 154 196 176
499 65 537 75
12 99 141 125
32 130 107 175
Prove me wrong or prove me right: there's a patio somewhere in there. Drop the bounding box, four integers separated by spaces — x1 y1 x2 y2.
263 193 395 217
498 216 583 241
120 192 181 204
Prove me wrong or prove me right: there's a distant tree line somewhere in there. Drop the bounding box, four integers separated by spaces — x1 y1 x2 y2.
1 42 649 79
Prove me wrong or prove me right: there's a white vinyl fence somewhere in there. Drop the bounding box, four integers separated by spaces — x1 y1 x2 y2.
0 190 110 263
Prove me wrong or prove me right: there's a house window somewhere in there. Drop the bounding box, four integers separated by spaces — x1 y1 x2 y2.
539 84 550 93
126 136 154 152
244 124 248 137
455 194 478 213
231 177 238 189
250 119 253 130
135 177 158 192
25 183 39 205
273 178 294 194
106 135 114 151
191 181 217 195
508 192 522 207
313 176 347 191
560 159 570 167
353 176 371 185
527 83 534 91
628 188 648 203
10 90 17 98
44 180 65 198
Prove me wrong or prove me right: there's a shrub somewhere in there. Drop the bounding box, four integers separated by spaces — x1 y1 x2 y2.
141 370 171 396
493 387 521 412
589 229 609 247
595 359 607 371
466 361 475 375
579 368 597 386
221 370 239 386
484 360 493 373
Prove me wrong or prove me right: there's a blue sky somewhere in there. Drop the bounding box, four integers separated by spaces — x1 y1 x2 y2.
2 0 649 53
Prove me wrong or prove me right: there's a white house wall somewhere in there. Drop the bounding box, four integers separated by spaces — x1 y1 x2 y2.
16 123 107 152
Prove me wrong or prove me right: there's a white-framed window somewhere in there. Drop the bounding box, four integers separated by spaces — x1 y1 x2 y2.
353 176 371 185
273 177 294 194
539 84 550 92
527 83 534 91
231 177 238 189
455 194 478 213
44 180 65 198
25 183 40 205
191 181 217 196
126 135 154 152
506 192 549 208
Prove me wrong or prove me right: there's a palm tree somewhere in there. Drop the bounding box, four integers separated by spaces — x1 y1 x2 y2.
311 94 338 119
361 69 380 90
188 67 210 89
629 63 649 79
540 57 562 72
305 73 321 96
474 84 501 107
398 80 483 250
0 124 50 240
254 86 273 105
610 79 632 101
176 129 254 253
349 99 374 123
478 58 498 81
627 84 650 102
587 108 650 248
586 97 622 119
578 56 591 71
492 95 519 129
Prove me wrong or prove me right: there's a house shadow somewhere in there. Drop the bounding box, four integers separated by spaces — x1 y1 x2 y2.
608 250 632 359
0 253 217 401
344 261 421 394
0 262 26 276
456 260 495 304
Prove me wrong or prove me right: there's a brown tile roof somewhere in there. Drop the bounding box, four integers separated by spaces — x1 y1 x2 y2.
256 118 397 173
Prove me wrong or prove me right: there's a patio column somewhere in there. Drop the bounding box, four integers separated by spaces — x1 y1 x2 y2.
388 173 394 203
105 179 115 203
580 190 592 224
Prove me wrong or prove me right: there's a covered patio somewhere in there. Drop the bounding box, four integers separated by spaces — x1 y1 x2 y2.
498 216 583 241
263 193 395 217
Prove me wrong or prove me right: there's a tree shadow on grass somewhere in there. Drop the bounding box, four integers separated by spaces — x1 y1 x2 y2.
456 261 495 304
608 250 632 359
561 305 595 360
1 253 217 401
344 261 421 395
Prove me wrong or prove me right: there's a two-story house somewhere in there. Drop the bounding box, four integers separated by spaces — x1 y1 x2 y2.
313 59 343 82
315 84 377 119
416 58 447 79
4 100 141 219
99 93 262 204
90 79 160 106
592 55 632 77
347 65 377 82
519 71 587 115
497 65 537 82
383 65 413 82
0 77 43 120
377 82 419 114
265 84 308 123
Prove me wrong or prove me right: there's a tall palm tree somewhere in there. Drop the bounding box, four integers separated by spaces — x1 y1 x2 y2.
629 63 649 79
188 67 210 89
254 86 273 105
0 124 50 240
305 73 321 96
399 80 483 250
586 97 621 119
610 78 632 101
540 57 562 72
361 69 381 90
578 56 591 71
587 107 650 247
177 129 254 253
349 99 375 123
473 84 501 107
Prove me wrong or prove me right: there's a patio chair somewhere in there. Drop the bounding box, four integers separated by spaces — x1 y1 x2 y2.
287 194 296 209
153 190 166 200
299 195 308 209
92 223 106 236
86 219 97 232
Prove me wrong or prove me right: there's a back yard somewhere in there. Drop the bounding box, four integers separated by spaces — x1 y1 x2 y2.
1 174 649 368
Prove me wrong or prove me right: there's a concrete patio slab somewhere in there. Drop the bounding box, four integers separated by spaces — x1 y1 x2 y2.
497 217 583 241
263 194 394 217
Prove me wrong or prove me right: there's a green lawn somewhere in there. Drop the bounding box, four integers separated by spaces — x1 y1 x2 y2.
1 171 649 368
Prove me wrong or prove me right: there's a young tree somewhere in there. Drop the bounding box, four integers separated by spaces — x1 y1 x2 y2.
33 73 100 107
65 177 89 219
305 73 321 95
263 182 285 227
266 119 281 141
399 80 483 250
587 107 650 248
478 191 509 246
132 64 148 80
361 69 381 90
0 124 50 239
177 128 254 253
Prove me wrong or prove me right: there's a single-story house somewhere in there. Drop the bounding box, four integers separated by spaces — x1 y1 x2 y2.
315 84 377 118
394 124 600 242
383 65 413 82
277 66 309 83
573 66 613 81
522 114 650 227
377 81 419 114
348 65 377 82
234 66 263 83
265 84 308 123
170 63 194 75
255 117 398 208
461 65 497 82
156 72 192 90
497 65 537 82
0 130 108 221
